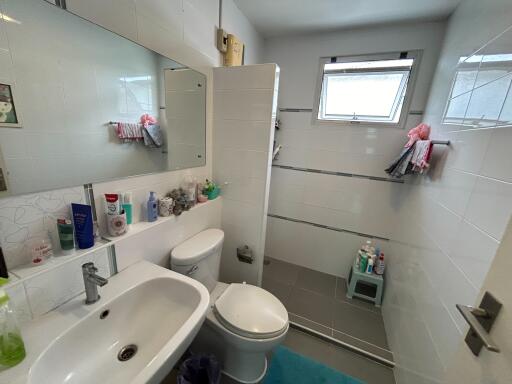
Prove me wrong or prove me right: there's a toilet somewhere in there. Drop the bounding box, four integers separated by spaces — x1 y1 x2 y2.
170 228 289 383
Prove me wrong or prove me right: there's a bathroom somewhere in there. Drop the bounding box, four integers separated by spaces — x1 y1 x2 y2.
0 0 511 383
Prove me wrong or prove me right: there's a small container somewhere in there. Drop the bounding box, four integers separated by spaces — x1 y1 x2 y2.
0 289 26 369
159 197 174 217
147 192 158 222
28 237 53 266
122 192 133 226
375 253 385 275
182 175 197 205
57 218 75 255
359 252 368 273
106 212 128 237
197 194 208 203
366 257 374 274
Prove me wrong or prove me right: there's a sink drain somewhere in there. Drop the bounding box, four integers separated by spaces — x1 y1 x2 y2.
118 344 138 362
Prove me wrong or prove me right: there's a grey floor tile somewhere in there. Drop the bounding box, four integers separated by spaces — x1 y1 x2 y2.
333 301 389 350
287 287 334 327
283 327 333 363
262 276 293 307
336 277 381 313
295 267 337 297
332 330 394 362
263 257 301 285
283 328 395 384
328 343 395 384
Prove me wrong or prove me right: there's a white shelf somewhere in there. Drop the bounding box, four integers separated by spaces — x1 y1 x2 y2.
103 199 218 242
8 240 112 284
5 198 220 288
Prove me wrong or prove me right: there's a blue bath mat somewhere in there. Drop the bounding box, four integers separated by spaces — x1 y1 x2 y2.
263 346 365 384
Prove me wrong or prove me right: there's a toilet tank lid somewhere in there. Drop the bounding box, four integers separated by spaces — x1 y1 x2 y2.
171 229 224 266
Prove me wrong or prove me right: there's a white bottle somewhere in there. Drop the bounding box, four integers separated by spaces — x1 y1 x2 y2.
366 257 374 274
375 253 385 275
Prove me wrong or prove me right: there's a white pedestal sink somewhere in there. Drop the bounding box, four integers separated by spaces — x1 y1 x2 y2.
1 261 210 384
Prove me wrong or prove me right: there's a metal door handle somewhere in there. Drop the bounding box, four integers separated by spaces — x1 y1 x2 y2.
456 291 502 356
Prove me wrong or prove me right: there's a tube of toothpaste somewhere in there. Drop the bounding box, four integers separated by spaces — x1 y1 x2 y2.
105 193 120 215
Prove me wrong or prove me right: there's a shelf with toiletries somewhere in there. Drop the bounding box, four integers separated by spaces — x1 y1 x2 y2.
6 240 112 285
102 197 221 242
102 178 221 241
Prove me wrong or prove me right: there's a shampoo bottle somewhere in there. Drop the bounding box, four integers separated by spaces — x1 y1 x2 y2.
147 192 158 222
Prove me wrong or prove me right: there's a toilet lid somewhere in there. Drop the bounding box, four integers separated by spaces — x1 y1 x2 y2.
214 283 288 339
171 229 224 266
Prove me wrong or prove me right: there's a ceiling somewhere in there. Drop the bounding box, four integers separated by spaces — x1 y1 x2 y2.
233 0 462 38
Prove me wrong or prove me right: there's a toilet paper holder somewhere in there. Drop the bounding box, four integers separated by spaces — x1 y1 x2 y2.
237 245 254 264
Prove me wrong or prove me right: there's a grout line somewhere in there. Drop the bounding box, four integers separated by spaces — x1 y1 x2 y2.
267 213 390 241
290 312 392 354
289 321 395 367
271 164 405 184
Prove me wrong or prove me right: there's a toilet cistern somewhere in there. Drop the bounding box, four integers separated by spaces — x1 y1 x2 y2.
82 262 108 304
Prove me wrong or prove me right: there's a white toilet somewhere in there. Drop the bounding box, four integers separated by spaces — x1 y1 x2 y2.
170 228 289 383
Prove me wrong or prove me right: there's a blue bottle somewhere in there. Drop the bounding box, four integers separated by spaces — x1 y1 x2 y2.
147 192 158 222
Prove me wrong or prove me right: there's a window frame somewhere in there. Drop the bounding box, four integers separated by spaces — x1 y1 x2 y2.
312 50 422 129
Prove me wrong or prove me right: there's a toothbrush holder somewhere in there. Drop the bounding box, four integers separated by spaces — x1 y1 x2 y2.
106 212 128 237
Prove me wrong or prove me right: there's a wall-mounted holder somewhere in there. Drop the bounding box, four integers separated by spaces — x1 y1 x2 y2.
431 140 450 146
456 291 502 356
237 245 254 264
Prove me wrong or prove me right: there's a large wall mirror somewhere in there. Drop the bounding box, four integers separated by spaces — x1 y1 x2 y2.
0 0 206 197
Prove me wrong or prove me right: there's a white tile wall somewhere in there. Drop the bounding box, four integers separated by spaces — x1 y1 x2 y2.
213 64 278 285
383 1 512 383
0 186 85 268
263 21 446 274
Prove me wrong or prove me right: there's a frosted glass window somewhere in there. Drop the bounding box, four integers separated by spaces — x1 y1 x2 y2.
317 55 416 124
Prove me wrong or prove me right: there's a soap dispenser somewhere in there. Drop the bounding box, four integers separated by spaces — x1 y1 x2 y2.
147 192 158 222
0 289 26 369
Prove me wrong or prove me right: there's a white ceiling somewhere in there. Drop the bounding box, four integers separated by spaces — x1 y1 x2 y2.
233 0 462 38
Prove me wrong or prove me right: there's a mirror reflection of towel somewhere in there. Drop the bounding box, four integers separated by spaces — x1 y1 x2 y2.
143 124 163 148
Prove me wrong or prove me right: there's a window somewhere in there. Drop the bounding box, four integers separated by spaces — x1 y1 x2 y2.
315 52 420 126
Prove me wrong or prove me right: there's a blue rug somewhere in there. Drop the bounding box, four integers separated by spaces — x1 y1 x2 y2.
263 346 365 384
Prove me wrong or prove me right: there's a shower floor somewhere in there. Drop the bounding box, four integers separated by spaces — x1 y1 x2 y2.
262 257 393 363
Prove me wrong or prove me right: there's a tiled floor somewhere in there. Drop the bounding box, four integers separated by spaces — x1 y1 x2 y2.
283 328 395 384
262 257 393 362
161 328 395 384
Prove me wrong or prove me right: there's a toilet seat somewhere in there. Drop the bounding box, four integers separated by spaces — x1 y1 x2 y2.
213 283 288 340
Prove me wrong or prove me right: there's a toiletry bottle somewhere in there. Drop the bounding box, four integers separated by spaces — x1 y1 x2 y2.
71 203 95 249
57 218 75 255
0 247 8 280
122 192 133 226
359 252 368 273
375 253 385 275
366 257 374 274
147 192 158 222
0 289 26 369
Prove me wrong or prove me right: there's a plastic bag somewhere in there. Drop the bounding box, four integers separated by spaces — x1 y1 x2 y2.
177 354 221 384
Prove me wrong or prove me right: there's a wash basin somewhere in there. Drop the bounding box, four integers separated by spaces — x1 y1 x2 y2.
27 261 209 384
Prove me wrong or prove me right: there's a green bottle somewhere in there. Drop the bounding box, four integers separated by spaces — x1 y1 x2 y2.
0 290 26 369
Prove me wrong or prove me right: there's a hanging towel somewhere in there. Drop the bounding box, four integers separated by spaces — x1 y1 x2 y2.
114 122 144 142
410 140 433 173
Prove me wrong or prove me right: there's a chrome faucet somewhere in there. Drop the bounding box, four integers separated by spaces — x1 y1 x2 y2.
82 262 108 305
